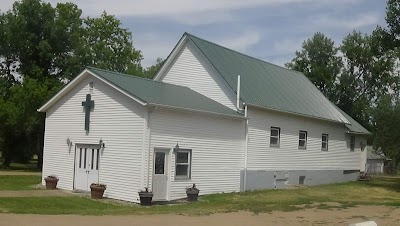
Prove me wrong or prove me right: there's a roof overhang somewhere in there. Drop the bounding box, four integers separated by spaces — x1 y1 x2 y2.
245 103 349 125
38 69 146 112
346 130 372 136
147 103 247 120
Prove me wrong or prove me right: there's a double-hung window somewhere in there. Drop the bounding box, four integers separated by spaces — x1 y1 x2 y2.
270 127 280 147
350 136 355 151
321 134 329 151
299 130 307 149
175 149 192 179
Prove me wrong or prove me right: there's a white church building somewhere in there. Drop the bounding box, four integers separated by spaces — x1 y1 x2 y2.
38 33 370 202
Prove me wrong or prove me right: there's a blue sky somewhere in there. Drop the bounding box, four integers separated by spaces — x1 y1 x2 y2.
0 0 388 67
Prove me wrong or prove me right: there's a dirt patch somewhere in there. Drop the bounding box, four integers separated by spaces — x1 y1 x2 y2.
0 205 399 226
0 171 41 176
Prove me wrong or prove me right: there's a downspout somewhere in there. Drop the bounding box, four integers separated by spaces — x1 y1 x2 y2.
243 104 249 191
146 108 153 189
237 75 241 110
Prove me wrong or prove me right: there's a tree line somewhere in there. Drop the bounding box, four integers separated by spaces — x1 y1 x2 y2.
0 0 163 168
286 0 400 168
1 0 399 170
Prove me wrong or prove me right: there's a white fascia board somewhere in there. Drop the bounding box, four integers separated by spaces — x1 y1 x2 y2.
147 103 247 120
38 69 146 112
245 103 348 125
153 35 188 81
38 69 90 112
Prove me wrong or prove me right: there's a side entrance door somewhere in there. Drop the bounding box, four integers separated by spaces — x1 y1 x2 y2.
152 149 169 200
74 144 101 191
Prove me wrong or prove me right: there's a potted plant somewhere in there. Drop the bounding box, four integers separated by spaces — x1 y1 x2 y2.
138 187 153 206
186 184 200 201
90 183 106 199
44 175 59 189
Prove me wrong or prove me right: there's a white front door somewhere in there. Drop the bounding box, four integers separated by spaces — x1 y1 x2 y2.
152 149 169 200
74 145 101 191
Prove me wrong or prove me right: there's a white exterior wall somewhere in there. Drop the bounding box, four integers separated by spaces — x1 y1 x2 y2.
159 41 237 110
42 74 145 202
149 109 245 200
247 107 362 171
353 135 368 172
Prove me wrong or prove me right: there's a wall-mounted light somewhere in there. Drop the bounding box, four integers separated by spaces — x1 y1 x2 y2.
99 138 105 148
173 143 179 152
66 137 73 147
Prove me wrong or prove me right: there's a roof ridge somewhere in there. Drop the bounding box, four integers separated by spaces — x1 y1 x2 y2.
185 32 304 76
86 66 194 90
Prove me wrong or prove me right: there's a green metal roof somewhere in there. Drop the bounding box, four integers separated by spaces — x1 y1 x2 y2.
334 106 371 135
186 33 350 124
86 67 242 117
367 146 387 160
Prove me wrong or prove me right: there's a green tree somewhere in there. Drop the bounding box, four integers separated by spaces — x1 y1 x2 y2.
372 95 400 168
0 0 143 168
285 32 342 100
78 12 142 78
338 30 397 126
144 58 165 79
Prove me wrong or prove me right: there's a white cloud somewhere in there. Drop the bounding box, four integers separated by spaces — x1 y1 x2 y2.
1 0 362 25
136 30 262 67
267 56 292 67
214 30 262 52
270 38 305 56
311 13 380 30
133 32 179 67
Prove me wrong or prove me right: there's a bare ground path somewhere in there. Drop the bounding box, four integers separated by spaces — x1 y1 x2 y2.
1 206 399 226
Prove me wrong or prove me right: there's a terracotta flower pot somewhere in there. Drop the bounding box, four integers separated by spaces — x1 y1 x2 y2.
90 184 106 199
44 176 59 190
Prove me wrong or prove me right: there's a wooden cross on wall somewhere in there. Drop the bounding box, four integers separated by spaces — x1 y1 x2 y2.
82 94 94 131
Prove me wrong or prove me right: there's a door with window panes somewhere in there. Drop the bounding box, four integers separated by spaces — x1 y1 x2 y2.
74 144 100 191
152 149 169 200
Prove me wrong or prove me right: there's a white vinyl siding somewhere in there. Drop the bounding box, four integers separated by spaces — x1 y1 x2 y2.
247 107 362 171
159 40 237 110
149 109 245 200
42 74 145 202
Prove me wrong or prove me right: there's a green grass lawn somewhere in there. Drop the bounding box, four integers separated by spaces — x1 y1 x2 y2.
0 175 42 190
0 160 41 172
0 175 399 215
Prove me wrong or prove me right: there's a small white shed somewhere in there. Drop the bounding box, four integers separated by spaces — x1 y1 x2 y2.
366 146 388 174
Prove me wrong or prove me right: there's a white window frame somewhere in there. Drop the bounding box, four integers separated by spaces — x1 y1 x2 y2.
321 134 329 151
175 149 192 180
270 127 281 147
350 136 355 152
299 130 307 149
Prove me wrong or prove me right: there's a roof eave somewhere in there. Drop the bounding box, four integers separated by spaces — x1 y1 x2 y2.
153 34 188 81
245 103 347 125
38 69 91 112
346 130 372 136
38 68 147 112
147 103 247 120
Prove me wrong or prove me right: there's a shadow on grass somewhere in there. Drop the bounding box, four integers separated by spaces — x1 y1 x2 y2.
360 176 400 192
0 160 41 172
